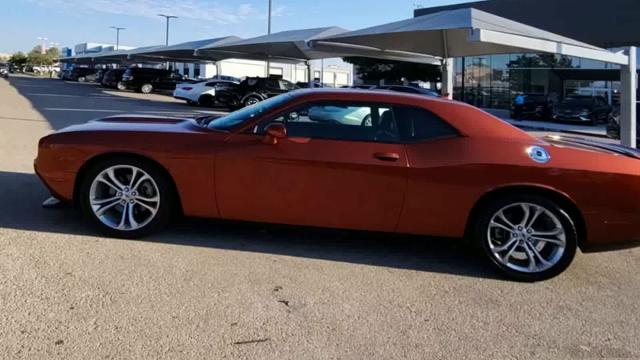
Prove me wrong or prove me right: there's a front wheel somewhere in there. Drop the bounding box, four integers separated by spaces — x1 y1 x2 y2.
140 83 154 94
471 194 578 281
79 158 174 238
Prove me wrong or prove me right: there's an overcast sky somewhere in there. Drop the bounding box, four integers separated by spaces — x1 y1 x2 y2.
1 0 478 53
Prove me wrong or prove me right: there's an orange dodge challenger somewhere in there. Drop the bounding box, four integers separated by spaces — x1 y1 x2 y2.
35 89 640 281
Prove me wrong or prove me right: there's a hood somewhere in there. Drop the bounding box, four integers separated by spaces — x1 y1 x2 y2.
554 102 591 113
54 115 206 135
544 134 640 159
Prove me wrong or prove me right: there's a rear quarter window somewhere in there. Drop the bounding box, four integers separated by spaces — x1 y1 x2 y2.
394 106 459 143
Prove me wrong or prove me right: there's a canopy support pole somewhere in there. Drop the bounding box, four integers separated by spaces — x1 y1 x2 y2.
441 31 453 99
620 46 637 148
306 61 313 87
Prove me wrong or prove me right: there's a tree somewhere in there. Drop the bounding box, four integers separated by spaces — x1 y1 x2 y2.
9 52 28 68
342 57 441 84
46 47 60 62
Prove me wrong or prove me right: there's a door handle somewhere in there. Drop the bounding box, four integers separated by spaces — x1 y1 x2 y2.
373 152 400 161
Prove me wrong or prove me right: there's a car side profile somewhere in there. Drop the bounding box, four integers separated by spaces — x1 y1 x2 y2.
120 67 185 94
216 77 299 108
173 79 239 107
35 89 640 281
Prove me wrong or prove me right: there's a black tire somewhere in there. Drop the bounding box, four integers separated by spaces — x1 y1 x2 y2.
198 94 215 107
78 156 174 239
243 95 262 107
140 83 154 94
470 194 578 282
77 76 86 83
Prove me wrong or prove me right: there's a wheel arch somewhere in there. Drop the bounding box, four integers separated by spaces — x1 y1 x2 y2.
464 184 587 248
72 152 183 215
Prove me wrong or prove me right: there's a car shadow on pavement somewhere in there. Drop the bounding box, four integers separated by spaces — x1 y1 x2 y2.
7 75 225 131
0 170 500 280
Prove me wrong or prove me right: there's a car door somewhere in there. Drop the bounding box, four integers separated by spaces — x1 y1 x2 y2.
392 105 468 237
215 101 408 232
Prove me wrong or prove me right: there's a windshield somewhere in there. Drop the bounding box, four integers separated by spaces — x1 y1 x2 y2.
207 93 293 130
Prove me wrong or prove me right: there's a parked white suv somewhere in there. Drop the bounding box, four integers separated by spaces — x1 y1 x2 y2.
173 79 239 107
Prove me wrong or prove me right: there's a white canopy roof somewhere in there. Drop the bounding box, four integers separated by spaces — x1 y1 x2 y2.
126 37 242 62
196 26 440 64
312 8 629 65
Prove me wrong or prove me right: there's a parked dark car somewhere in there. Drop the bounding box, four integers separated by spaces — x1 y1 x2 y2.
216 77 298 108
606 103 640 140
58 69 70 80
120 67 186 94
510 94 552 120
296 81 324 88
101 69 126 89
552 95 611 125
67 68 99 82
374 85 439 97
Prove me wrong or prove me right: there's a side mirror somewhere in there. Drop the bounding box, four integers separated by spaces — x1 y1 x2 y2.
264 123 287 144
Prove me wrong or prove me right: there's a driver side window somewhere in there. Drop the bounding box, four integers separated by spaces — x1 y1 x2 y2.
250 102 399 143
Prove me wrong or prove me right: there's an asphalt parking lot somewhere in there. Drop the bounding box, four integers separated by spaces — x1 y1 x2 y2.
1 74 640 359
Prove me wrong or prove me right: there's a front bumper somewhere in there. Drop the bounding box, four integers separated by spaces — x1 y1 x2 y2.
552 113 591 122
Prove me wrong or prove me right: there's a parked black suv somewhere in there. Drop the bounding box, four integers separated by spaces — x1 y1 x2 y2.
510 94 552 119
101 69 126 89
120 67 185 94
552 95 611 125
67 68 99 82
216 77 298 108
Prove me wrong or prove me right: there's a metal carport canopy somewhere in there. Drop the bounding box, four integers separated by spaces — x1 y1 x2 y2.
126 36 242 62
310 8 628 64
59 46 164 64
195 26 440 65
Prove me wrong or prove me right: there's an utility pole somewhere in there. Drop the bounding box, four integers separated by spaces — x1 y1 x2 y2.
110 27 125 50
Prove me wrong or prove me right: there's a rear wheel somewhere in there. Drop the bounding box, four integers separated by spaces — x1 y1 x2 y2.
471 194 577 281
77 76 86 82
116 81 126 91
243 95 261 107
79 157 174 238
140 83 154 94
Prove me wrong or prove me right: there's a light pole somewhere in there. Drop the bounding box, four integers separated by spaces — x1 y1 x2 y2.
158 14 177 70
110 26 125 50
158 14 178 46
37 37 48 54
266 0 272 77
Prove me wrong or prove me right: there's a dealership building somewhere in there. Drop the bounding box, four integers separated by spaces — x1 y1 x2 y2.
415 0 640 110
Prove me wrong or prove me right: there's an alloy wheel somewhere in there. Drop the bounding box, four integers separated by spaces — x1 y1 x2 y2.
88 165 161 231
487 202 567 273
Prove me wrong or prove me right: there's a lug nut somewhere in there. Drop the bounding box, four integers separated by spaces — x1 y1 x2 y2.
129 200 135 204
131 191 137 196
117 192 122 197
